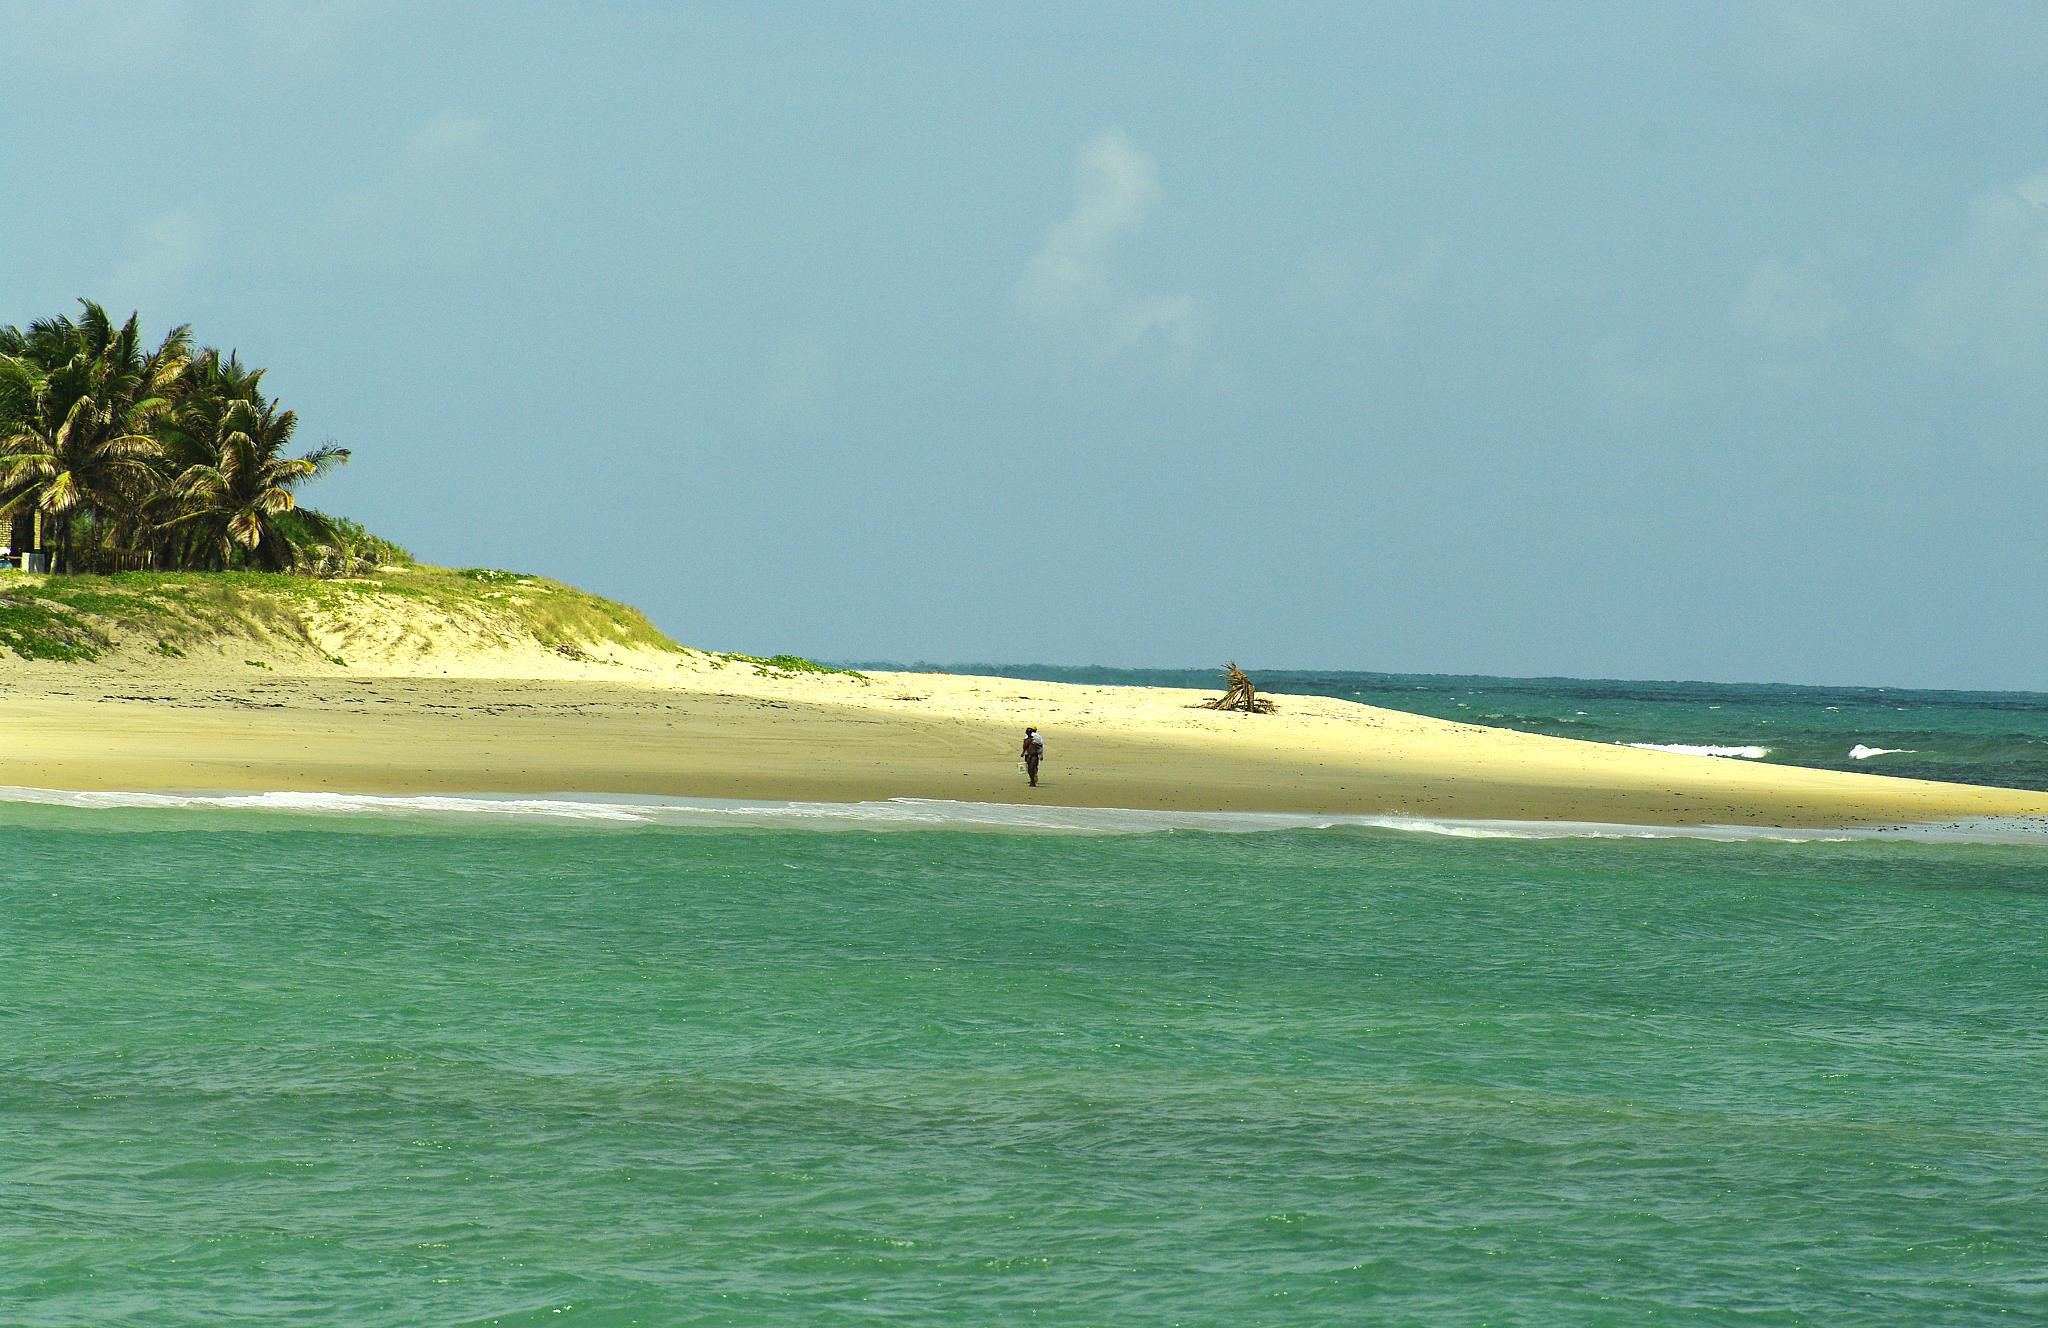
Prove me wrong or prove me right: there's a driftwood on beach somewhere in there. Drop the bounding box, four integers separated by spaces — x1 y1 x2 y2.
1198 661 1276 714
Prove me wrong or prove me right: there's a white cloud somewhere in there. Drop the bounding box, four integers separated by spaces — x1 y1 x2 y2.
1748 0 1876 74
1585 337 1711 429
325 109 493 239
1015 129 1204 363
239 0 398 62
1 0 184 67
1733 257 1838 349
404 110 491 169
1744 0 1962 79
1292 235 1446 339
1905 171 2048 376
2 0 394 71
102 206 217 312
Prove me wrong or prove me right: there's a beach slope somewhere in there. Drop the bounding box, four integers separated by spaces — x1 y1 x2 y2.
5 655 2045 829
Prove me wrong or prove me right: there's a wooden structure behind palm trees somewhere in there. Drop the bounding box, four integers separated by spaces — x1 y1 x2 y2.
3 509 44 568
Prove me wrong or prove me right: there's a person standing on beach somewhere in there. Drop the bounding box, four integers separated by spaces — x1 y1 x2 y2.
1021 726 1045 787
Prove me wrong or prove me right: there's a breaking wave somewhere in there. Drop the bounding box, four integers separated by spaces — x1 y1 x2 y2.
1624 743 1771 760
0 786 2042 844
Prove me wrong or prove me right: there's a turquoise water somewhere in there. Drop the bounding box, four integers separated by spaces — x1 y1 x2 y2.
5 800 2046 1325
893 665 2048 793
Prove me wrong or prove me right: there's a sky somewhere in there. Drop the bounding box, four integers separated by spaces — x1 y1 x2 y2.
4 1 2045 689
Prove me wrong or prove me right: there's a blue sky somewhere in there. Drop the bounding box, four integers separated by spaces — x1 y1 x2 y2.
5 1 2045 687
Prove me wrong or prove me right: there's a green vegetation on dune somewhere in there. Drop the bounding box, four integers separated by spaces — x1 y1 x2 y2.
0 594 107 661
0 566 688 664
714 651 865 680
281 510 416 576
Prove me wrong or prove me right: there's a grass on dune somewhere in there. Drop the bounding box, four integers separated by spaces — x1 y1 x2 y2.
714 651 866 681
0 595 108 661
0 566 690 664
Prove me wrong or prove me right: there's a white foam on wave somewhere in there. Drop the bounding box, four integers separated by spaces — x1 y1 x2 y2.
1 786 2042 844
1624 743 1771 760
0 787 655 822
1849 745 1916 760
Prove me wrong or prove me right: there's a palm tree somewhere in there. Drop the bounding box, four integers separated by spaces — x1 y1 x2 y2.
169 348 266 458
1 300 358 575
0 301 193 570
145 346 267 567
0 381 177 574
172 396 348 570
1 301 190 383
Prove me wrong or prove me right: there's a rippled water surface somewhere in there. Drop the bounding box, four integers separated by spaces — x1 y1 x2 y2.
4 805 2045 1325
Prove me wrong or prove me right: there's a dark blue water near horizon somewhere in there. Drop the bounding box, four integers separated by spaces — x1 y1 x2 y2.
848 664 2048 794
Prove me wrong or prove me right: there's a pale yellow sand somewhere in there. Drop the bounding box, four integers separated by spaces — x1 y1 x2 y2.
2 643 2043 827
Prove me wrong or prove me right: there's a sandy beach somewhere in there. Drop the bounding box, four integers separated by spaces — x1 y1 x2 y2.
4 642 2044 827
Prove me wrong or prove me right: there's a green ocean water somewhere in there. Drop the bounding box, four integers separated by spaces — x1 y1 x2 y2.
4 804 2045 1325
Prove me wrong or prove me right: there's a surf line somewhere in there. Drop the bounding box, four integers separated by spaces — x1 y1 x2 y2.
1623 742 1770 760
1 785 2042 844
